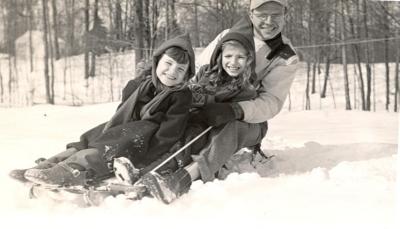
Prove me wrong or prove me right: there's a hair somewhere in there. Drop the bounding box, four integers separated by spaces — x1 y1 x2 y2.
163 46 190 65
207 40 254 89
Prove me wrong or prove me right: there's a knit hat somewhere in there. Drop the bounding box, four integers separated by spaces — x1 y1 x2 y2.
250 0 288 10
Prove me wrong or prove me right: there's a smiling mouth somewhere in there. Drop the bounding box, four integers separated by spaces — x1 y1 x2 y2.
166 75 176 80
227 66 241 71
261 27 275 32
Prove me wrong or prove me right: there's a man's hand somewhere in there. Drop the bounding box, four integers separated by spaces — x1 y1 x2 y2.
198 103 244 127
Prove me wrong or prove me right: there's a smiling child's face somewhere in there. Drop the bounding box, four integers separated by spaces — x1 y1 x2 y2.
222 43 249 77
156 54 189 87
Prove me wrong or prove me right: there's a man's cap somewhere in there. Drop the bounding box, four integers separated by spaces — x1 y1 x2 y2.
250 0 288 10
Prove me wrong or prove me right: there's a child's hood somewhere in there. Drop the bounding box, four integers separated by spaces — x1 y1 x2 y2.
152 33 196 83
209 20 256 77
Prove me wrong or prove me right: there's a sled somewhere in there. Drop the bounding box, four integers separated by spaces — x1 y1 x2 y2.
28 127 213 207
27 126 274 206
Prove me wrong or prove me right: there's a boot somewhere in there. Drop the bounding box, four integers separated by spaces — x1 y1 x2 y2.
24 162 88 186
9 169 29 183
113 157 141 185
141 169 192 204
9 158 54 183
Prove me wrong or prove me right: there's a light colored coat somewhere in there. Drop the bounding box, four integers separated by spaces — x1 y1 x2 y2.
197 16 299 123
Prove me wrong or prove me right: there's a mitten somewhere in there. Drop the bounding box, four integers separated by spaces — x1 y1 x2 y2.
199 102 244 127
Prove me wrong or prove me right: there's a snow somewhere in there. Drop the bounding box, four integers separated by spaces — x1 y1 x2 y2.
0 104 397 229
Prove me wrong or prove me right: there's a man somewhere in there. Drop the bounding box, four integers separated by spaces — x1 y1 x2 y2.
142 0 299 204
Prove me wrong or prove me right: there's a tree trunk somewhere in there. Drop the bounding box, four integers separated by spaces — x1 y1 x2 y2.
363 0 372 111
305 0 312 108
193 0 200 47
348 0 365 110
305 60 311 110
321 55 330 98
150 0 159 52
64 0 75 56
89 0 99 78
6 0 18 105
341 0 351 110
311 60 316 94
84 0 90 79
320 8 331 99
27 0 34 72
134 0 144 64
48 14 55 104
170 0 179 35
165 0 169 40
143 0 151 58
42 0 53 104
51 0 60 59
383 1 390 111
115 0 123 42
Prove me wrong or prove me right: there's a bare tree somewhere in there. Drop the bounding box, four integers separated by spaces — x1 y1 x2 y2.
348 0 366 110
51 0 60 59
27 0 34 72
134 0 144 64
305 60 311 110
320 6 332 99
382 1 390 111
64 0 76 56
89 0 100 77
193 0 200 47
42 0 54 104
341 0 351 110
165 0 170 40
84 0 90 79
363 0 372 111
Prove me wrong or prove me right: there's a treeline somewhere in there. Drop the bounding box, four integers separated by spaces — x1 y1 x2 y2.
0 0 399 111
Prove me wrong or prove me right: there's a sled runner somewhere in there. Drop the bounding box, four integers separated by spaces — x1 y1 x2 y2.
29 179 148 207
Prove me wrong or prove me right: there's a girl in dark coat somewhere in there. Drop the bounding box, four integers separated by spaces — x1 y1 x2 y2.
142 30 260 204
10 33 196 187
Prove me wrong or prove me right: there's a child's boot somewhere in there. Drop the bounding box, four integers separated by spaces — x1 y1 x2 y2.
24 162 88 186
113 157 141 185
9 158 54 183
9 169 30 183
141 169 192 204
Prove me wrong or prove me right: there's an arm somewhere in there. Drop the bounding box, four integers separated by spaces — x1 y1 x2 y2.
238 55 299 123
189 66 215 107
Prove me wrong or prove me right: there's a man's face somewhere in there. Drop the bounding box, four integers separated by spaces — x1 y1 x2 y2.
156 54 188 87
250 2 286 40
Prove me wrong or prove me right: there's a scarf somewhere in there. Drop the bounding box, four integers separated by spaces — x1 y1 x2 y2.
102 78 174 132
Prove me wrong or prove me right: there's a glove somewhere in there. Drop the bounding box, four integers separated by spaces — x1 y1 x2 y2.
198 102 244 127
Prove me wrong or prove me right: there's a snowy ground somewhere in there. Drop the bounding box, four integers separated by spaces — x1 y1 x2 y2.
0 104 397 228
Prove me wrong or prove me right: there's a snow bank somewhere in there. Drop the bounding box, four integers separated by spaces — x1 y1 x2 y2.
0 104 397 229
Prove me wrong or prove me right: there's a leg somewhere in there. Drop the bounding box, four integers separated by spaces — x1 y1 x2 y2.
39 147 79 166
9 147 78 183
142 120 267 203
25 148 112 186
192 120 267 182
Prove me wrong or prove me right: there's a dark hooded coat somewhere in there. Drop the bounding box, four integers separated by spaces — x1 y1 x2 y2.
67 33 195 168
189 30 258 106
